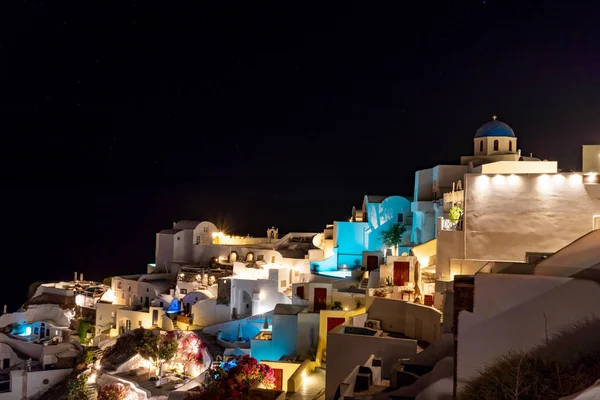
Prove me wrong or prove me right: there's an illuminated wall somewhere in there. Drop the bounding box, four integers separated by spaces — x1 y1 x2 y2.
365 196 412 251
464 173 600 262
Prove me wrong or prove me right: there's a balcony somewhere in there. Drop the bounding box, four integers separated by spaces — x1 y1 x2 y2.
440 218 463 231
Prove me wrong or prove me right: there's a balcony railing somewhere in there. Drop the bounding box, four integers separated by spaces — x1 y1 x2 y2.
441 218 463 231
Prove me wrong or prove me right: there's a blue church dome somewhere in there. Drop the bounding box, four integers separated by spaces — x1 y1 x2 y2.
475 117 515 138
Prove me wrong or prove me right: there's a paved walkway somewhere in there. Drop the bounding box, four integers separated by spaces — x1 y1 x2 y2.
287 367 326 400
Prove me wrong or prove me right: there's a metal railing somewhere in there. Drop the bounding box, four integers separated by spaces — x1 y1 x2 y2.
441 218 463 231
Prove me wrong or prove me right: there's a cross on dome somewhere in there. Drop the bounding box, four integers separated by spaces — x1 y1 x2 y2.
492 115 497 120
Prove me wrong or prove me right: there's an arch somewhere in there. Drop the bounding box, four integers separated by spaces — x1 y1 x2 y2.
479 140 483 152
246 252 255 262
493 140 499 151
229 251 239 263
509 141 513 152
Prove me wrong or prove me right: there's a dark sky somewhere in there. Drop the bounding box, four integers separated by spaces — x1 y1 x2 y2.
1 0 600 310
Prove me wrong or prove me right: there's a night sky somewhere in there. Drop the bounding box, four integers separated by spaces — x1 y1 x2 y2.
1 0 600 310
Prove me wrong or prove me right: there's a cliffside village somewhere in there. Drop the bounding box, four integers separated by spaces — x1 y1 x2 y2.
3 118 600 399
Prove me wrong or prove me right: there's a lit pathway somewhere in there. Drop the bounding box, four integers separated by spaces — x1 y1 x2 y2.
287 367 326 400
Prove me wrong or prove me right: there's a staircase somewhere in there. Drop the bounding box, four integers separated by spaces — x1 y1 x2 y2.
86 382 99 400
360 276 369 290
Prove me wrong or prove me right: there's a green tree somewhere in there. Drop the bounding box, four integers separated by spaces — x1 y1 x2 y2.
139 331 178 374
449 206 463 223
102 277 112 287
77 319 92 343
379 222 407 256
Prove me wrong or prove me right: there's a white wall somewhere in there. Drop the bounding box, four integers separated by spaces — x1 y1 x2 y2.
0 368 73 399
191 299 218 327
457 276 600 385
326 327 418 400
296 313 319 358
95 303 124 335
115 307 165 332
464 173 600 262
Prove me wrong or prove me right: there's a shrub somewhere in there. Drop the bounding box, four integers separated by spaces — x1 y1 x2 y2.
97 382 129 400
66 374 87 400
373 288 387 298
187 355 274 399
459 319 600 399
77 319 92 343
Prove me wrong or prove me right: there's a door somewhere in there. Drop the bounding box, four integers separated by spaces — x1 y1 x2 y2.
39 323 46 339
296 286 305 299
145 297 150 308
125 319 131 331
2 359 9 369
393 262 410 286
327 317 346 332
273 368 283 391
367 256 379 272
424 294 434 307
313 288 327 311
152 309 159 325
594 216 600 230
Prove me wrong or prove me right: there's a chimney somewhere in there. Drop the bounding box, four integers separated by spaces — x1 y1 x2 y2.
80 273 84 282
2 305 6 314
74 271 78 282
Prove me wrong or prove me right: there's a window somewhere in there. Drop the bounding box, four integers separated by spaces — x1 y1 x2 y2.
138 321 143 327
99 315 102 321
195 297 198 301
146 288 149 292
509 141 513 151
111 312 115 318
397 213 404 223
271 256 276 264
34 327 39 335
180 289 187 295
204 227 208 233
196 236 201 244
177 236 180 240
117 282 122 289
257 255 264 261
281 280 287 287
479 140 483 152
121 293 124 299
160 302 164 307
128 286 131 292
493 140 499 151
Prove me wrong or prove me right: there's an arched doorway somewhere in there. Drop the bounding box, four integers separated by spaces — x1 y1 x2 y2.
246 252 254 262
229 251 239 263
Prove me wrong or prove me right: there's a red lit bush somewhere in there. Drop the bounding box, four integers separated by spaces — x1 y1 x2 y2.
187 355 275 400
97 382 129 400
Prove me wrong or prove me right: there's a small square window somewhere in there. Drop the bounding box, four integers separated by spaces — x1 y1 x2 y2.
280 280 287 287
138 321 143 327
111 312 115 317
160 302 164 307
397 213 404 223
180 289 187 295
146 288 149 292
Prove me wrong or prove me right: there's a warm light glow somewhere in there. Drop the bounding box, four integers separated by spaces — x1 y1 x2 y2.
476 175 490 190
508 174 520 185
552 174 565 184
88 372 97 383
196 274 201 280
302 371 307 379
492 174 505 186
585 172 598 183
343 307 348 311
569 174 583 185
179 273 185 278
212 231 224 238
258 291 265 300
